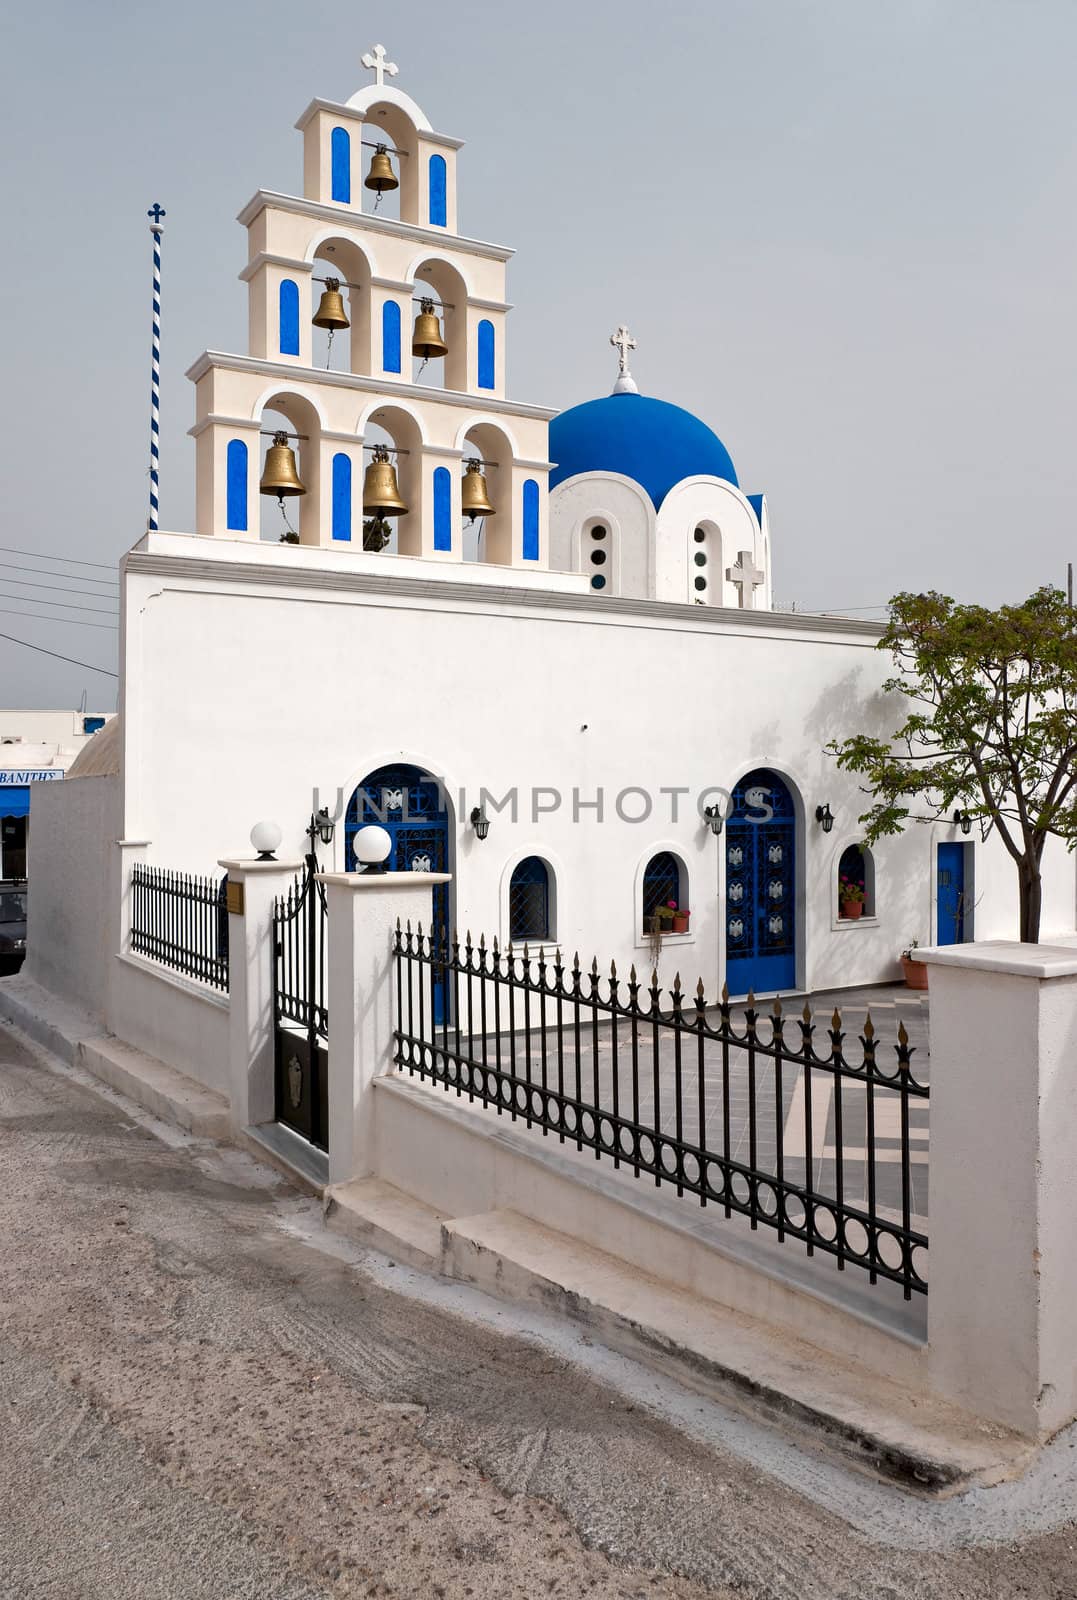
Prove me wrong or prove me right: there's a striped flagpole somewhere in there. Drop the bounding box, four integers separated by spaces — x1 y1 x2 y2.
147 203 166 532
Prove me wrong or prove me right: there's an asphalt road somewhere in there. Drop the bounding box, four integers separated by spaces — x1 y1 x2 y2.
1 1019 1076 1599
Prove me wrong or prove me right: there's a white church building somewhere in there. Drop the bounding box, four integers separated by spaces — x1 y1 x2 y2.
17 47 1077 1049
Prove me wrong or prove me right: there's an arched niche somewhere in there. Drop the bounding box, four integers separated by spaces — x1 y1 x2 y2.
360 402 425 557
309 236 374 376
254 390 322 546
459 419 515 565
358 101 418 222
410 255 469 392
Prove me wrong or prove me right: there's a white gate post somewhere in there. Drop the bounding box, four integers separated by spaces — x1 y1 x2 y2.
218 855 305 1131
319 871 451 1186
922 941 1077 1438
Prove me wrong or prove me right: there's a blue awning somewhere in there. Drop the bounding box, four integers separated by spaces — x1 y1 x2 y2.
0 787 30 819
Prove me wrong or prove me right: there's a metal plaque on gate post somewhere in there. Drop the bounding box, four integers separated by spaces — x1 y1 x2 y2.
225 880 245 916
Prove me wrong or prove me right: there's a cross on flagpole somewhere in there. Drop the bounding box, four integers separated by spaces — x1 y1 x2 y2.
361 43 398 87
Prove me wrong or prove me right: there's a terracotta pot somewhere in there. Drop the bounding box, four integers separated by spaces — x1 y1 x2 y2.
840 901 863 920
671 913 689 933
902 956 929 991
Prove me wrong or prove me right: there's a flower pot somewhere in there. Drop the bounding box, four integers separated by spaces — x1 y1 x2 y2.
902 956 929 991
671 913 689 933
840 901 863 920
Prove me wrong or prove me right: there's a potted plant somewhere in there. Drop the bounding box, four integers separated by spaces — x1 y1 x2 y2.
901 939 929 990
655 901 675 932
839 877 866 920
671 903 690 934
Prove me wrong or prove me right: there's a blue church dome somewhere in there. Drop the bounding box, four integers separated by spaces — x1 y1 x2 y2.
549 392 738 509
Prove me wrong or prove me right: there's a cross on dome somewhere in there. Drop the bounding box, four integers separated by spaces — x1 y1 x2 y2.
610 325 638 395
726 549 765 609
361 43 399 87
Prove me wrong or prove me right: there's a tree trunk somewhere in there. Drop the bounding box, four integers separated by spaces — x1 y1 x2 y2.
1018 858 1043 944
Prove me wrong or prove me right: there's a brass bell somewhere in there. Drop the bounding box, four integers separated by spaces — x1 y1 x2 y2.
259 431 306 497
365 143 398 194
312 277 349 331
461 457 494 521
412 298 448 361
362 444 408 518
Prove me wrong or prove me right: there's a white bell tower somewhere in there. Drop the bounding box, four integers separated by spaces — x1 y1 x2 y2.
186 46 554 568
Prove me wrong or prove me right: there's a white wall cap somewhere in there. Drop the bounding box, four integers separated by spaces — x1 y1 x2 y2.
293 98 366 132
236 190 509 260
917 940 1077 978
217 857 306 874
317 871 453 888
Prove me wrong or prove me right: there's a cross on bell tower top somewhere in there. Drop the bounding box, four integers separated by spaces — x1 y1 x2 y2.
610 325 639 395
361 43 399 87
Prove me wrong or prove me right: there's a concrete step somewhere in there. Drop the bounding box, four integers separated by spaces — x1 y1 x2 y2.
441 1207 1031 1496
325 1176 446 1270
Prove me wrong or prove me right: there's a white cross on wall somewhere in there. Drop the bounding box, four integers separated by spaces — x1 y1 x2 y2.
725 549 765 609
610 324 636 375
361 43 399 87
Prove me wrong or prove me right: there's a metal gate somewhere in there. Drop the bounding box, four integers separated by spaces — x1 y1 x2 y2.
273 854 328 1150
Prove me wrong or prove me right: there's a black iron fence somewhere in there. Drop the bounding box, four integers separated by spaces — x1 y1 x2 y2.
393 928 929 1298
130 864 229 992
272 858 329 1150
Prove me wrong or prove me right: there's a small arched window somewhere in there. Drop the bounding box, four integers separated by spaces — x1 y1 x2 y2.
477 319 496 390
226 439 248 531
331 127 351 204
278 279 300 357
433 465 452 552
382 300 402 373
522 479 540 561
642 851 684 931
510 856 552 941
331 453 352 541
838 843 875 919
428 154 447 227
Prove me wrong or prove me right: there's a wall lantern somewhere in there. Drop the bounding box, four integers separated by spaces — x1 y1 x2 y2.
307 807 336 849
815 803 835 834
702 803 725 838
250 819 283 861
953 809 972 836
353 824 393 873
470 806 491 841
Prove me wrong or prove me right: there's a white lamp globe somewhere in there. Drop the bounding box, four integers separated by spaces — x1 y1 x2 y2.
250 819 283 860
353 825 393 869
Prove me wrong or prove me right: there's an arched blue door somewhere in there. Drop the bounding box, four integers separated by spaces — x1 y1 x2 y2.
725 768 797 996
345 763 451 1021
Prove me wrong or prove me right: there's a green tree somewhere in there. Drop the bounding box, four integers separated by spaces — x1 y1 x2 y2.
827 587 1077 943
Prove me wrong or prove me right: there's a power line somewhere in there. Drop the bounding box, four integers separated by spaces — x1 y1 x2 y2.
0 629 117 678
0 559 118 590
0 544 117 572
0 607 117 631
0 581 118 611
0 592 116 617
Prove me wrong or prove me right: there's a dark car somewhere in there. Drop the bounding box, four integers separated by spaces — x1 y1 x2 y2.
0 885 27 974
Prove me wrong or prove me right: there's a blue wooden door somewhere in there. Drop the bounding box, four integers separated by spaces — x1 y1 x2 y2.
725 769 797 996
346 764 451 1022
936 842 966 945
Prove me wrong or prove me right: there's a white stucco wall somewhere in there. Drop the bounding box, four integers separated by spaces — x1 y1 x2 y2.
114 536 1072 998
24 774 119 1017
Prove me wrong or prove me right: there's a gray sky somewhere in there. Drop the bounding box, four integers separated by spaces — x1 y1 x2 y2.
2 0 1075 709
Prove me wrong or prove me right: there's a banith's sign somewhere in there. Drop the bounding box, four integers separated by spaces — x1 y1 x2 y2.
0 770 64 784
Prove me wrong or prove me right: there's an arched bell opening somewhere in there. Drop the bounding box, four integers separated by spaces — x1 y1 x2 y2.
411 258 468 392
310 238 373 377
360 101 416 222
459 421 513 564
360 404 423 557
256 393 321 545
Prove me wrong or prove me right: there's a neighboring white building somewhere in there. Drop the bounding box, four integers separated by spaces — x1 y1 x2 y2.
18 48 1077 1032
0 710 113 879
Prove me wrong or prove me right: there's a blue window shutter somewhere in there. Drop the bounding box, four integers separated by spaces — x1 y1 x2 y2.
226 439 248 531
477 318 495 390
332 453 352 541
522 478 540 561
433 466 452 551
279 279 300 356
331 127 351 203
428 154 447 227
382 300 402 373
